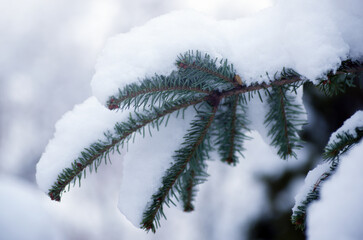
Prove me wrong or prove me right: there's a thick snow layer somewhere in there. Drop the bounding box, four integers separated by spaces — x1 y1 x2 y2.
292 110 363 236
307 141 363 240
36 97 127 193
327 110 363 145
91 0 363 104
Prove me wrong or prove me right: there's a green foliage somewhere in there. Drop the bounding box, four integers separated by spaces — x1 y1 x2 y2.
141 102 216 232
214 95 250 165
107 72 211 110
290 166 335 231
176 50 239 89
48 96 207 201
317 59 363 96
323 127 363 161
47 50 363 233
264 84 305 159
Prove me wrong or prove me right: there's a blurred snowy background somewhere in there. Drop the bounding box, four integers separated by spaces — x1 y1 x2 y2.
1 0 362 239
0 0 274 179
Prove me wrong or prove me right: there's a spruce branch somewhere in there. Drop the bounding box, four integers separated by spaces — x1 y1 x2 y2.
291 164 336 231
220 69 303 99
182 170 196 212
107 72 211 110
214 95 250 165
141 102 218 233
264 85 305 159
176 50 240 88
292 123 363 230
48 96 207 201
323 127 363 161
317 59 363 96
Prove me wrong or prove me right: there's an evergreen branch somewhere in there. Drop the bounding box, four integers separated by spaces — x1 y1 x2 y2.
45 50 363 234
317 72 356 96
323 127 363 161
107 73 211 110
182 170 196 212
180 111 213 212
225 96 239 164
264 85 305 159
317 59 363 96
336 59 363 74
291 163 336 230
292 111 363 230
176 50 239 88
180 165 210 213
214 95 250 165
141 103 218 233
48 96 208 202
207 68 303 100
221 74 304 99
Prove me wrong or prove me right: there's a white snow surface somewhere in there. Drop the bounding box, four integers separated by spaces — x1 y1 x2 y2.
307 141 363 240
92 0 363 104
36 97 127 193
327 110 363 145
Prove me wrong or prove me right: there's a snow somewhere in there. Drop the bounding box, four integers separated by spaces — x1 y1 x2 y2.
36 97 127 193
327 110 363 145
300 110 363 239
307 140 363 240
192 153 266 240
91 0 363 104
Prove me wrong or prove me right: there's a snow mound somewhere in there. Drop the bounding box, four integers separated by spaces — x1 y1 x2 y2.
92 0 363 104
307 141 363 239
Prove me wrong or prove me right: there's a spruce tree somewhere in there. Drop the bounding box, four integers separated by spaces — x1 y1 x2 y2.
44 50 363 233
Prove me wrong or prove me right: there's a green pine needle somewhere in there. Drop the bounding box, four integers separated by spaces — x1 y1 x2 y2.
323 127 363 161
264 85 305 159
141 102 218 232
176 50 240 89
291 162 337 230
292 126 363 230
214 95 250 165
317 59 363 96
48 96 207 201
107 72 211 110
